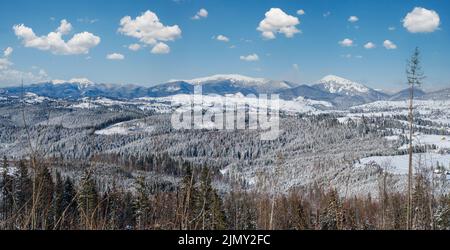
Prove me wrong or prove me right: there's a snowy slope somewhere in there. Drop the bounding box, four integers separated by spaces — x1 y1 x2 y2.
179 74 267 86
315 75 370 95
354 153 450 175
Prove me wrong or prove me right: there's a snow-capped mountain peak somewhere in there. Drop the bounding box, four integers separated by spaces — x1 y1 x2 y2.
51 78 94 86
317 75 370 95
50 78 95 91
178 74 267 85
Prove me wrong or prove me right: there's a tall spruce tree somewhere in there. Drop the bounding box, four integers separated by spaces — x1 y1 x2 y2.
435 195 450 230
14 160 32 228
53 172 64 229
179 163 198 229
78 170 99 229
134 175 151 229
1 156 14 226
405 47 425 229
35 165 55 229
61 177 78 229
197 166 226 230
320 190 341 230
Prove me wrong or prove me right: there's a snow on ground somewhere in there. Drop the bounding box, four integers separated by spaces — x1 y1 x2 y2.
318 75 370 95
354 153 450 175
138 102 172 113
23 92 50 104
352 100 450 117
71 102 100 109
0 166 17 175
158 94 333 114
294 96 334 108
92 98 128 106
95 121 154 135
398 134 450 150
384 135 400 141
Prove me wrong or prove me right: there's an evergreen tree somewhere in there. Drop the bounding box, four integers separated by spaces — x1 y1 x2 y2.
1 156 14 226
197 166 226 230
405 47 425 229
210 190 227 230
14 160 32 228
119 191 136 229
434 195 450 230
60 177 78 229
198 166 212 229
101 183 121 230
319 190 341 230
295 199 311 230
179 163 198 229
133 175 151 229
78 170 99 229
53 172 64 229
35 165 55 230
412 175 431 230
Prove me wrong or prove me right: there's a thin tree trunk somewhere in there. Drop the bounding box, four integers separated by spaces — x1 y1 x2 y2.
407 83 414 230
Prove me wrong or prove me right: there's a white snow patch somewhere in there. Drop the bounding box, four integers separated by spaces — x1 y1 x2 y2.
355 153 450 175
71 102 100 109
95 121 154 135
398 134 450 150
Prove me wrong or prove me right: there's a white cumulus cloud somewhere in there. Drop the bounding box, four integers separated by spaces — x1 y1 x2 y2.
364 42 376 49
56 19 72 35
383 40 397 49
338 38 354 47
3 47 13 57
240 54 259 62
128 43 141 51
297 9 305 15
403 7 440 33
151 42 170 54
118 10 181 54
257 8 300 39
192 8 208 20
106 53 125 60
348 16 359 23
215 35 229 42
13 19 100 55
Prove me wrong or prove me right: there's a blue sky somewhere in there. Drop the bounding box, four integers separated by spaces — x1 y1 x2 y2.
0 0 449 91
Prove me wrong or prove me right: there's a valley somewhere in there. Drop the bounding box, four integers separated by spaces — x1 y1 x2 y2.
1 74 449 199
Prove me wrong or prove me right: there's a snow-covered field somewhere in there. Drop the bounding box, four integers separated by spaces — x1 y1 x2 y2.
398 134 450 150
71 102 100 109
351 100 450 125
354 153 450 175
95 121 154 135
349 99 450 181
23 92 51 104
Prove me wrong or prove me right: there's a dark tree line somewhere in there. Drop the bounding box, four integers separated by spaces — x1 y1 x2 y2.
2 155 450 230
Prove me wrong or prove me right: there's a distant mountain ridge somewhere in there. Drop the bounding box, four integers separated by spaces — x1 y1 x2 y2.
1 74 448 108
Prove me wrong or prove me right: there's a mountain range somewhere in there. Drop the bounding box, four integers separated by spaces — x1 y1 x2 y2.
1 74 448 108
